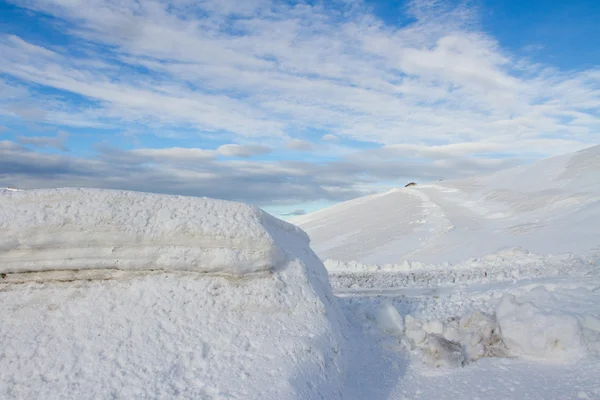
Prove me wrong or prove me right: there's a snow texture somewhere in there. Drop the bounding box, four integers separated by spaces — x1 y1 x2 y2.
2 145 600 399
0 189 348 399
0 188 307 275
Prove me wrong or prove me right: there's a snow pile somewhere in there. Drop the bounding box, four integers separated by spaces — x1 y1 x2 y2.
374 293 600 369
402 312 506 368
496 295 587 361
0 189 348 399
0 188 306 275
375 301 405 335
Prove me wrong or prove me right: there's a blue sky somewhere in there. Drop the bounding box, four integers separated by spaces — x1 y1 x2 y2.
0 0 599 218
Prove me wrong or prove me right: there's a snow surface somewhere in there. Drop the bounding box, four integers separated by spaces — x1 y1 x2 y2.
2 146 600 400
295 145 600 265
0 189 347 399
297 145 600 399
0 188 306 275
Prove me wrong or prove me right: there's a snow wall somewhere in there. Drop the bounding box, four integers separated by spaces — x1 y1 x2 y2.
0 188 348 399
0 188 307 274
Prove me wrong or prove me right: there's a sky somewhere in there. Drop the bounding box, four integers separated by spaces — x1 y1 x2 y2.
0 0 599 218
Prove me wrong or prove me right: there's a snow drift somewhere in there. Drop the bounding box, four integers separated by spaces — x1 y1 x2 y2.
0 189 347 399
0 188 306 275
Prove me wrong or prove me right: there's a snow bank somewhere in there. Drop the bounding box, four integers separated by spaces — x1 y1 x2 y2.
0 189 348 399
327 248 597 292
325 247 594 275
496 295 586 361
0 188 307 275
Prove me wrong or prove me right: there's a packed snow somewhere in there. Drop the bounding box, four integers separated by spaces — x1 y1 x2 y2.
0 188 305 275
0 189 347 399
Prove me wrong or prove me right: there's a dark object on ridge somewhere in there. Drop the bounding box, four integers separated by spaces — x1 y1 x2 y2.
405 182 417 187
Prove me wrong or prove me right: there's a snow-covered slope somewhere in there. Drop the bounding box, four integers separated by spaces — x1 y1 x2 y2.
296 145 600 265
293 146 600 399
0 189 347 399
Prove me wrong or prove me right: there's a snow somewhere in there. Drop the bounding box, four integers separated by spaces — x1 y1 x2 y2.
2 146 600 399
0 189 347 399
295 145 600 265
496 295 586 361
296 145 600 398
0 188 306 275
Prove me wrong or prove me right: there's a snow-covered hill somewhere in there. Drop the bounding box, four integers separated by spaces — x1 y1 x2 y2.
296 145 600 265
295 145 600 399
0 189 347 399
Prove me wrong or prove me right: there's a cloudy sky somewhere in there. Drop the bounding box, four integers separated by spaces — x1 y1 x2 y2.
0 0 599 217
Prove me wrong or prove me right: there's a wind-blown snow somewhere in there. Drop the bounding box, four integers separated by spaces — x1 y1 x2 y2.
0 188 307 275
0 189 347 399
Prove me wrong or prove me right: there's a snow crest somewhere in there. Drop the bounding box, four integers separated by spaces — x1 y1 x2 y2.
0 188 308 275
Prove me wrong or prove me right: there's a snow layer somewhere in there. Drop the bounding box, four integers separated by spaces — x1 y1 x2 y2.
295 145 600 265
0 188 307 275
0 189 348 399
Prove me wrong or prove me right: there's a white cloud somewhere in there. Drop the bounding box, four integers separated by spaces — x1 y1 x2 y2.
0 0 599 206
17 130 70 151
322 134 339 141
286 139 314 151
0 0 597 153
0 139 529 205
217 144 272 158
128 147 215 163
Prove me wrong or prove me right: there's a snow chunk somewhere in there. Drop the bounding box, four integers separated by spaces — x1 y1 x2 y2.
398 311 508 368
376 301 405 336
422 334 464 368
0 188 307 275
496 295 586 361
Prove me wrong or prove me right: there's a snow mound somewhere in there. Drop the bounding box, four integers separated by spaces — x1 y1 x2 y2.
0 189 348 399
374 293 598 369
496 295 586 361
0 188 306 275
400 311 507 368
